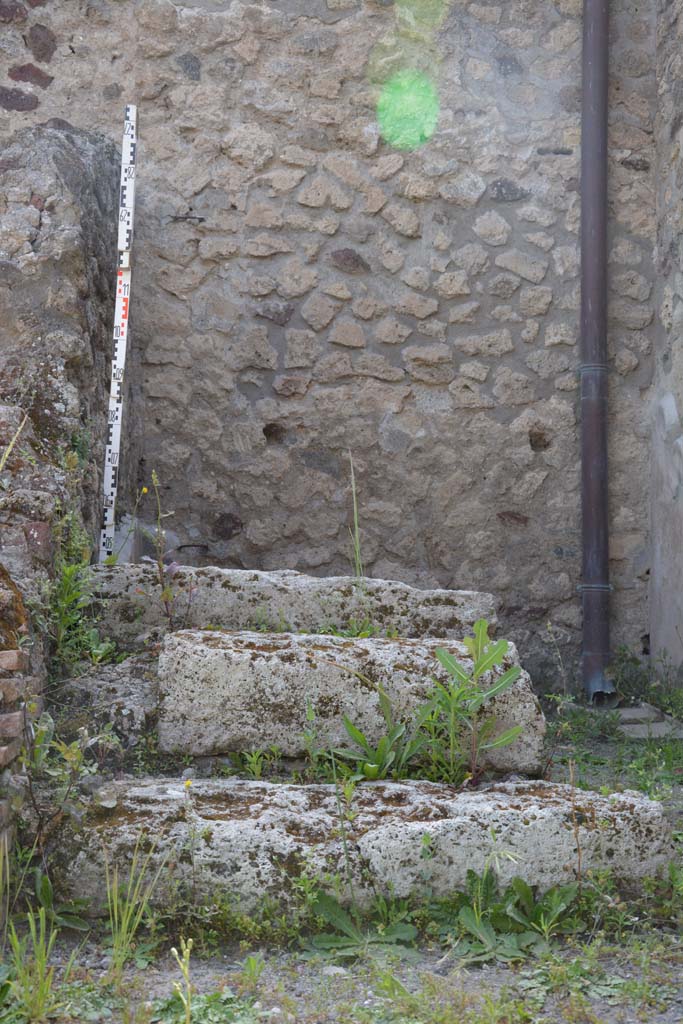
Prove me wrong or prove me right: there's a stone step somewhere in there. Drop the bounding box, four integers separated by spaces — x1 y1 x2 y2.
91 564 496 646
157 630 546 775
61 777 673 913
617 703 683 739
61 653 158 743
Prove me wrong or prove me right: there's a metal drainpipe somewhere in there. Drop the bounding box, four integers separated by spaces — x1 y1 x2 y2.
579 0 615 702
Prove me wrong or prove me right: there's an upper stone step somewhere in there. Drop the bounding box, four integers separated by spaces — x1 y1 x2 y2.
157 630 545 775
92 564 496 646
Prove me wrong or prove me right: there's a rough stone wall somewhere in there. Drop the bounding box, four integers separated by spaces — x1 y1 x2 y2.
0 126 121 821
652 0 683 668
0 1 657 682
0 126 126 567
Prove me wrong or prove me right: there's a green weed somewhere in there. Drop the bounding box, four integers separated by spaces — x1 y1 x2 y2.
105 834 165 985
236 952 265 994
236 746 282 780
334 685 429 781
32 869 89 933
170 937 193 1024
609 645 683 720
5 907 67 1022
303 892 417 961
348 451 364 580
150 988 262 1024
420 622 522 785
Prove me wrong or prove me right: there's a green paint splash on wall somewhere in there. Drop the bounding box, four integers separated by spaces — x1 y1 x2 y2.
377 70 439 151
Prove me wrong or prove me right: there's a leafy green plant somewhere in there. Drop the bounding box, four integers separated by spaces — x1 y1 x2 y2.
50 560 92 666
454 905 534 963
20 715 99 855
335 686 429 781
504 877 579 945
438 865 533 963
236 952 265 995
430 860 583 965
237 746 282 780
609 645 683 720
32 869 90 933
318 617 379 639
28 515 117 673
303 892 417 961
421 621 523 785
83 628 117 666
150 988 262 1024
641 862 683 927
105 834 166 984
247 607 291 633
300 701 328 780
50 980 120 1023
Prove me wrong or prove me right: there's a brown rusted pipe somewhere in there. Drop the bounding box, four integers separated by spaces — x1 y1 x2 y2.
579 0 614 701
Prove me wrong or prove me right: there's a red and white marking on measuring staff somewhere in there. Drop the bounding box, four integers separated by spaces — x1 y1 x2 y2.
99 104 137 563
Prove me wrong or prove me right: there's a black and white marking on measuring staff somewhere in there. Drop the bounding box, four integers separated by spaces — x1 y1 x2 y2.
99 105 137 562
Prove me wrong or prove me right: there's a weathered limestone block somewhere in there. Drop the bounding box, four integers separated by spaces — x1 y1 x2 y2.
61 654 158 746
92 565 496 645
63 779 673 912
157 630 545 774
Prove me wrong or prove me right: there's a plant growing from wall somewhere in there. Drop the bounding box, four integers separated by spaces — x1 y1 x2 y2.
19 712 103 858
144 470 180 628
28 510 116 673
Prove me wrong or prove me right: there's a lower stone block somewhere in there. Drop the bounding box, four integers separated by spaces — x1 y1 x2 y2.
62 779 673 913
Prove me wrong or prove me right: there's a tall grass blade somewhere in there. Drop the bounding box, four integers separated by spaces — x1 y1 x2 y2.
105 833 165 984
7 907 62 1021
348 451 364 579
0 412 28 475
